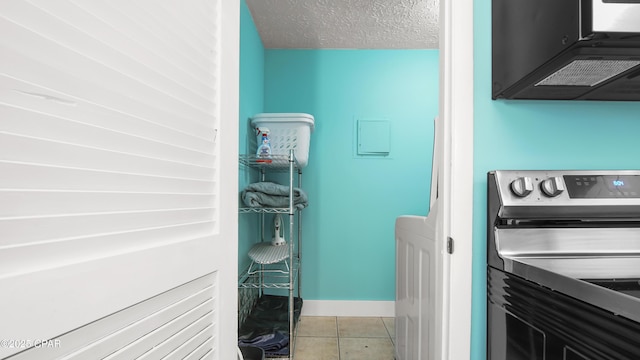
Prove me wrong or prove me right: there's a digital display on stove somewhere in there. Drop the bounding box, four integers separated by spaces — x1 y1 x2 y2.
563 175 640 198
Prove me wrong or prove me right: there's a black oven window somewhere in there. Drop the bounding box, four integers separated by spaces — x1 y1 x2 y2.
505 313 545 360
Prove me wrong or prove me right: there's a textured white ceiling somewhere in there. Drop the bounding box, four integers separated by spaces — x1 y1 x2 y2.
245 0 439 49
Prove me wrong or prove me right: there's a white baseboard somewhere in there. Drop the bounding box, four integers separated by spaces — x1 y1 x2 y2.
301 300 395 317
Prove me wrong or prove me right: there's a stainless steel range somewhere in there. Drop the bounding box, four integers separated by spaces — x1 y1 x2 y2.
487 170 640 360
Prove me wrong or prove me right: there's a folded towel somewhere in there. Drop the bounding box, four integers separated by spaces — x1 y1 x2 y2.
241 182 308 209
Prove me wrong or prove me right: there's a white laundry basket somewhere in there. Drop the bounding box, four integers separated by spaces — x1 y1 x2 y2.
250 113 315 167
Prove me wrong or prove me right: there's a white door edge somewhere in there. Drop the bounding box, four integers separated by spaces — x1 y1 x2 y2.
438 0 474 358
219 1 241 359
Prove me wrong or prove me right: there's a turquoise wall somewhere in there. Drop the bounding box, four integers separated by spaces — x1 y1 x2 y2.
472 0 640 357
238 0 264 270
264 50 440 300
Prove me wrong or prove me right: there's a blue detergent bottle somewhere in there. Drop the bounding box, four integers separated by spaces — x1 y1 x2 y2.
256 127 271 158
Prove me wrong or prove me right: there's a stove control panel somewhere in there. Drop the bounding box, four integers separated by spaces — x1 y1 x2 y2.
492 171 640 218
498 171 640 201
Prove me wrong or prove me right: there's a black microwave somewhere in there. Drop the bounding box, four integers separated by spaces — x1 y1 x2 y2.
492 0 640 101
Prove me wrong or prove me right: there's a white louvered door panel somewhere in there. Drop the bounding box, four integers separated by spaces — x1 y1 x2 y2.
6 274 217 360
0 0 239 359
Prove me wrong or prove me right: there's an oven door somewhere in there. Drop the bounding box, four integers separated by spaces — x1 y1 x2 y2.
488 267 640 360
591 0 640 33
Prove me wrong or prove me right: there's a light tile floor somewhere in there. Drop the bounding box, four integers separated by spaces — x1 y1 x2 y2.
284 316 395 360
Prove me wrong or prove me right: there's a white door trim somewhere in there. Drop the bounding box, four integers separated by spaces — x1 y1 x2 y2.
439 0 474 358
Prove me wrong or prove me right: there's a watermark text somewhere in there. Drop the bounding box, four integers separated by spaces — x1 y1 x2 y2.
0 339 61 349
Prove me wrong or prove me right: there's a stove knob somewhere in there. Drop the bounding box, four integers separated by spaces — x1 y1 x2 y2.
510 177 534 197
540 176 565 197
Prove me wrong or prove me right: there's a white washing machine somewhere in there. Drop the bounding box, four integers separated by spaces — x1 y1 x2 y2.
395 116 441 360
